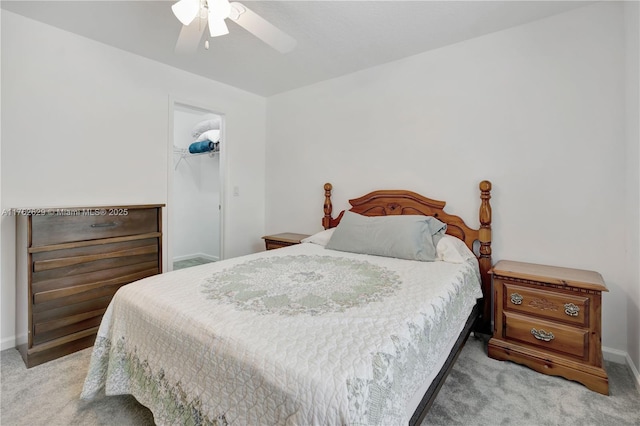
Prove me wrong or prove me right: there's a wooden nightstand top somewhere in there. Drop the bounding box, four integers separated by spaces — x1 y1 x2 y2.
261 233 310 244
491 260 607 292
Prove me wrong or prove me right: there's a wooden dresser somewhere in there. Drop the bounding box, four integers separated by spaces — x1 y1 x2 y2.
262 232 310 250
488 260 609 394
15 205 164 367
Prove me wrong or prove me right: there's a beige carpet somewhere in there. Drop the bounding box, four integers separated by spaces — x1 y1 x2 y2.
2 336 639 425
423 337 640 425
1 347 154 425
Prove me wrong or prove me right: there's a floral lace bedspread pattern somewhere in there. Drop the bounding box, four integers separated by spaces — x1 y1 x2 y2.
81 243 482 425
201 255 402 316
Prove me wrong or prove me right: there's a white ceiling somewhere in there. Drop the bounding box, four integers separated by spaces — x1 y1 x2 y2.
2 1 594 97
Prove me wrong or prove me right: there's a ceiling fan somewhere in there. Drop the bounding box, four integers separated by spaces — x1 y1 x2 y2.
172 0 297 54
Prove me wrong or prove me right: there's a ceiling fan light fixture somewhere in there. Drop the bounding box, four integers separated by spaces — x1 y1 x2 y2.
207 0 232 20
172 0 200 26
208 16 229 37
206 0 231 37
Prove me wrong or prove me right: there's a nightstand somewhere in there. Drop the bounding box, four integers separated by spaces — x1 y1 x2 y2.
487 260 609 395
262 233 311 250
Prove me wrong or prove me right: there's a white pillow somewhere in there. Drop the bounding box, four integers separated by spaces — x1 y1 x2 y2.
301 228 336 246
192 118 221 138
436 235 476 264
195 129 220 143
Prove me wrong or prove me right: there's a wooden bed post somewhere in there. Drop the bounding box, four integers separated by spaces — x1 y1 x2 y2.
323 183 333 230
477 180 493 335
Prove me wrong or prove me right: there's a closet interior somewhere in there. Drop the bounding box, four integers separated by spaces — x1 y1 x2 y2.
172 104 222 270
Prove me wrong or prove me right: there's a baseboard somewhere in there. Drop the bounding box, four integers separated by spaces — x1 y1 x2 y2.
603 346 628 364
625 352 640 391
197 253 219 262
603 346 640 390
173 253 219 263
1 335 16 351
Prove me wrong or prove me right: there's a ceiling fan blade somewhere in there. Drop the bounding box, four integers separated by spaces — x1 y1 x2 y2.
229 2 297 53
175 19 206 54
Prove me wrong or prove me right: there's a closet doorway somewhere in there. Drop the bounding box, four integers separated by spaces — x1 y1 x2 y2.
168 101 225 271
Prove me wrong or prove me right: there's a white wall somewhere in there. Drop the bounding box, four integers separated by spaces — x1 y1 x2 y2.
172 107 221 263
624 0 640 379
1 11 266 349
267 2 632 361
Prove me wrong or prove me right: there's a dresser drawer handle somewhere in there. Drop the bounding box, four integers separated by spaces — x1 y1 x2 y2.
90 222 118 228
510 293 523 305
564 303 580 317
531 328 555 342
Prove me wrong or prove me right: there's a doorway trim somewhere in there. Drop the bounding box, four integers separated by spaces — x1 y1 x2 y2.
167 96 226 271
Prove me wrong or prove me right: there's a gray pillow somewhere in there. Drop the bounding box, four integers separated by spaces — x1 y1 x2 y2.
325 211 447 261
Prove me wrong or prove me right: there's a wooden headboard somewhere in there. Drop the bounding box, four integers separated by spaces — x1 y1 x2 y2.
321 181 493 334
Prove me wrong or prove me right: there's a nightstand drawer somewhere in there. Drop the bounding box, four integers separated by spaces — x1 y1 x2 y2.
262 233 311 250
265 240 292 250
503 312 588 360
502 282 590 327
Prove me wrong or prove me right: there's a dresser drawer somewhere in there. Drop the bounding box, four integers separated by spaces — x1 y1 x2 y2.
32 313 104 345
503 312 588 360
29 238 160 345
31 208 159 246
502 281 590 327
31 238 159 276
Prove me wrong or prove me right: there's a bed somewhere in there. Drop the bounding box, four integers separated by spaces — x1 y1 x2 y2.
81 181 493 425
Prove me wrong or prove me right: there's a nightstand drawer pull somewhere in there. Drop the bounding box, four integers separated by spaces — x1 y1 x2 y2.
510 293 523 305
564 303 580 317
531 328 554 342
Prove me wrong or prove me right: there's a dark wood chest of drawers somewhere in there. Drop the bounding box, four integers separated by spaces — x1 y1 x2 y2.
15 205 163 367
488 260 609 394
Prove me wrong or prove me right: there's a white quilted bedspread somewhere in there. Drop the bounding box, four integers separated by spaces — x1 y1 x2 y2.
81 243 482 425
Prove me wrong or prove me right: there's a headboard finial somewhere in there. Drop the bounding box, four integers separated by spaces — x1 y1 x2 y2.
478 181 492 233
323 183 333 229
477 180 493 334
